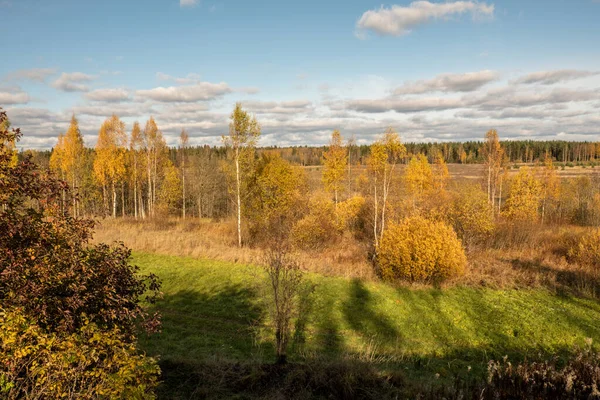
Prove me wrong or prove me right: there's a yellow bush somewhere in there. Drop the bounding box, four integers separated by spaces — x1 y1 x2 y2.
567 228 600 268
448 184 495 246
292 194 366 251
0 308 159 399
377 216 467 283
292 195 336 250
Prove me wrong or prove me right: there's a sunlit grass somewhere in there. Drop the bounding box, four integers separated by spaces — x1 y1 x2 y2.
134 250 600 391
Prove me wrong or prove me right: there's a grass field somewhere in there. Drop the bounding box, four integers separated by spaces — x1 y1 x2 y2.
134 252 600 396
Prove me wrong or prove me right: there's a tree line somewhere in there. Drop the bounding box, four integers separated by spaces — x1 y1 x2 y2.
7 103 597 234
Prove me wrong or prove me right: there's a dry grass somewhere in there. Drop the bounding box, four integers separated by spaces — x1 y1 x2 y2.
454 224 600 298
92 217 600 296
92 217 375 280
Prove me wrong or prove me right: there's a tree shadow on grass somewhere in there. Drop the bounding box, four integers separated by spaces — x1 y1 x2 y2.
139 285 267 364
342 279 401 347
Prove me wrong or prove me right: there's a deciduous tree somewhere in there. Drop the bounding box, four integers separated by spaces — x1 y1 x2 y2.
322 129 347 205
367 127 406 247
222 103 261 247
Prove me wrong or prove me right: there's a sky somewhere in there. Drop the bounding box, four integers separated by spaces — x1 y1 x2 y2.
1 0 600 149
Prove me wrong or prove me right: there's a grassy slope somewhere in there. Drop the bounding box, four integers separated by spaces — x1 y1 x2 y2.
134 252 600 379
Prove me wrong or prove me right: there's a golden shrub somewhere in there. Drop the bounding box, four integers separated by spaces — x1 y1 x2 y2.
334 195 366 231
448 184 495 246
377 216 467 283
291 194 366 250
0 308 159 399
567 228 600 268
291 194 336 250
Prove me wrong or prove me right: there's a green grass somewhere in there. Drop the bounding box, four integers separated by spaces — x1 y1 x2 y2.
134 251 600 379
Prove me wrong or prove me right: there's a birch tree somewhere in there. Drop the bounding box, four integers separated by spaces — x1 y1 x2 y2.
222 103 261 247
322 130 347 205
179 129 189 220
367 127 406 247
93 115 127 218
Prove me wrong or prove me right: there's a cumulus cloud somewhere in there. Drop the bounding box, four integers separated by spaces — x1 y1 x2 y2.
513 69 600 85
51 72 95 92
356 1 494 37
0 90 29 104
180 0 198 7
85 88 130 102
395 70 499 94
4 68 57 83
136 82 231 102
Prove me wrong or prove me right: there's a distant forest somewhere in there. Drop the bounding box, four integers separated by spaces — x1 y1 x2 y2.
25 139 600 169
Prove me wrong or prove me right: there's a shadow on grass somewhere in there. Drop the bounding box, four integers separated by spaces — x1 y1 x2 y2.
139 284 267 363
343 279 400 342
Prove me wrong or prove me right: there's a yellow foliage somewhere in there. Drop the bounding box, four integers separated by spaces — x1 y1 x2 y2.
377 216 467 283
291 194 365 250
567 228 600 268
503 167 542 222
448 184 495 246
404 154 433 200
0 308 159 399
322 130 347 203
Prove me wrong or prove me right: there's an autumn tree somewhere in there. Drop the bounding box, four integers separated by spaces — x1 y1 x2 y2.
322 129 347 205
143 117 167 217
483 129 505 214
93 115 127 218
59 115 86 216
539 153 560 224
503 167 542 222
129 122 144 219
222 103 261 247
179 129 189 219
245 155 306 246
404 153 434 204
433 153 450 193
367 127 406 247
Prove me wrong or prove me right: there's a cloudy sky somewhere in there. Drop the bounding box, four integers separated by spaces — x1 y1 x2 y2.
1 0 599 149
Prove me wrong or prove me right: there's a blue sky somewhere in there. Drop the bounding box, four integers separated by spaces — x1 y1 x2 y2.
1 0 599 149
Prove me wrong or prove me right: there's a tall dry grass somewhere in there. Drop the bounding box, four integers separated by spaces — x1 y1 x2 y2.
92 217 600 295
92 217 375 280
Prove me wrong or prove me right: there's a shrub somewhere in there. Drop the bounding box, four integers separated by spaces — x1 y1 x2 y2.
377 216 467 283
568 228 600 268
292 194 366 251
0 307 159 399
447 184 495 247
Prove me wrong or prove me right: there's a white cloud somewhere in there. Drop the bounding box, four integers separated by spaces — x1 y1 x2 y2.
156 72 202 85
0 91 29 104
180 0 198 7
238 86 261 95
136 81 232 102
395 70 499 94
513 69 599 85
4 68 57 82
85 88 130 102
356 1 494 37
346 96 464 113
51 72 95 92
244 100 313 114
